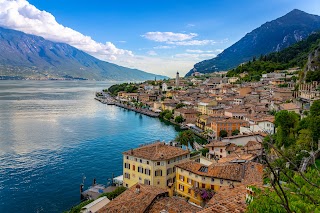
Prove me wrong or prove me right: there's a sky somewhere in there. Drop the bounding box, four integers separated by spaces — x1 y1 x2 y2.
0 0 320 77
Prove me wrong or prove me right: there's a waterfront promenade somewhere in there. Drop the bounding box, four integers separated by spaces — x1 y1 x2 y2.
95 94 159 117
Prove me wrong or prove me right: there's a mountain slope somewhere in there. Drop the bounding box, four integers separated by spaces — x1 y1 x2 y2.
0 27 166 80
186 9 320 76
226 32 320 82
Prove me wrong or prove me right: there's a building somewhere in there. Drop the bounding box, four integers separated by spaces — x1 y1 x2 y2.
175 161 264 206
175 71 180 88
205 141 237 160
173 108 199 123
211 119 249 139
122 142 190 189
197 98 218 115
98 183 201 213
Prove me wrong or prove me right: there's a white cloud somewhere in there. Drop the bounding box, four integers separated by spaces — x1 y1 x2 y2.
168 39 217 46
173 53 217 60
153 45 175 49
0 0 132 60
142 31 197 42
186 23 195 27
186 49 214 53
147 50 157 56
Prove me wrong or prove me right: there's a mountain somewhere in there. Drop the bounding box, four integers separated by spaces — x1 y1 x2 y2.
226 32 320 82
185 9 320 76
0 27 166 81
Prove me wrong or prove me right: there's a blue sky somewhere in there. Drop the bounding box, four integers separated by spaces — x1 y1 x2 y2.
1 0 320 77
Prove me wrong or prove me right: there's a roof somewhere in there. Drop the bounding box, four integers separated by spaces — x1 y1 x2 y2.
148 196 201 213
123 142 189 161
279 103 300 110
205 141 231 148
98 184 167 213
176 161 243 182
198 184 248 213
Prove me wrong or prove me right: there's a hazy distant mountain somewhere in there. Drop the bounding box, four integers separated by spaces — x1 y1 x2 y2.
185 9 320 76
0 27 166 80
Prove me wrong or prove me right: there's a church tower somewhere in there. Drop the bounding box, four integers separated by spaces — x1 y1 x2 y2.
175 71 180 88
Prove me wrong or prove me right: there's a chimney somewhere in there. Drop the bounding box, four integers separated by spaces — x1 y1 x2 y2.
131 148 134 155
136 184 141 194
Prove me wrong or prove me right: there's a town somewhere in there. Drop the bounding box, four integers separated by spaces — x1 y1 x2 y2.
77 68 320 213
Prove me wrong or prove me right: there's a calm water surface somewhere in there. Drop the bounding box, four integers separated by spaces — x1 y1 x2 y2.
0 81 180 213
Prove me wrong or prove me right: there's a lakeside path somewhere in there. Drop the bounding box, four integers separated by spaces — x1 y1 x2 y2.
94 94 159 118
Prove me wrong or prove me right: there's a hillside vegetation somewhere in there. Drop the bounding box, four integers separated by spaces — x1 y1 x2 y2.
226 32 320 82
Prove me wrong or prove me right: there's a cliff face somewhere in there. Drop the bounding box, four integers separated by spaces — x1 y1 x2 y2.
304 45 320 82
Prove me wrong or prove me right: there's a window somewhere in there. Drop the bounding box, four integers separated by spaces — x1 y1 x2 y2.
211 177 215 182
124 163 131 169
194 181 199 188
220 155 222 158
132 165 135 171
220 179 224 184
167 179 172 186
135 158 137 162
188 188 192 194
173 167 176 173
146 161 149 165
167 168 172 175
124 173 130 179
157 162 161 166
202 183 205 188
126 156 129 160
144 169 151 176
157 181 160 185
167 160 170 164
179 184 184 191
187 178 192 185
161 162 164 166
155 170 162 176
140 159 142 163
211 185 215 190
220 149 223 153
179 175 184 181
144 179 150 185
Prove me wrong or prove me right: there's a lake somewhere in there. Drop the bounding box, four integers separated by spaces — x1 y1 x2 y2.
0 81 180 213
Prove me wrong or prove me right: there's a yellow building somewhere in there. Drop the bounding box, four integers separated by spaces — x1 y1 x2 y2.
197 99 217 115
175 160 263 206
123 142 190 190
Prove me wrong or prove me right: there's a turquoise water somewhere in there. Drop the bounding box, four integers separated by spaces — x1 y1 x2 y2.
0 81 180 213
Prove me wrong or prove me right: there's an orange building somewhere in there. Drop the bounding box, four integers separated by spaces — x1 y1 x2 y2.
211 119 249 138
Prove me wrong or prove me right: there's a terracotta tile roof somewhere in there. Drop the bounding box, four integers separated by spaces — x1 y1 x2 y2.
148 196 201 213
123 142 189 161
218 153 256 163
198 184 248 213
176 161 262 182
98 184 167 213
279 103 300 110
205 141 230 148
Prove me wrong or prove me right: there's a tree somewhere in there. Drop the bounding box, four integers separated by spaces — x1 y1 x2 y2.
247 168 320 213
164 111 173 120
175 103 185 109
174 115 184 123
219 130 228 138
310 100 320 117
232 129 240 136
175 130 195 148
275 110 299 148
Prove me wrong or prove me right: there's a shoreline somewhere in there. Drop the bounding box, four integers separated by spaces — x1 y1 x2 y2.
94 91 208 142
